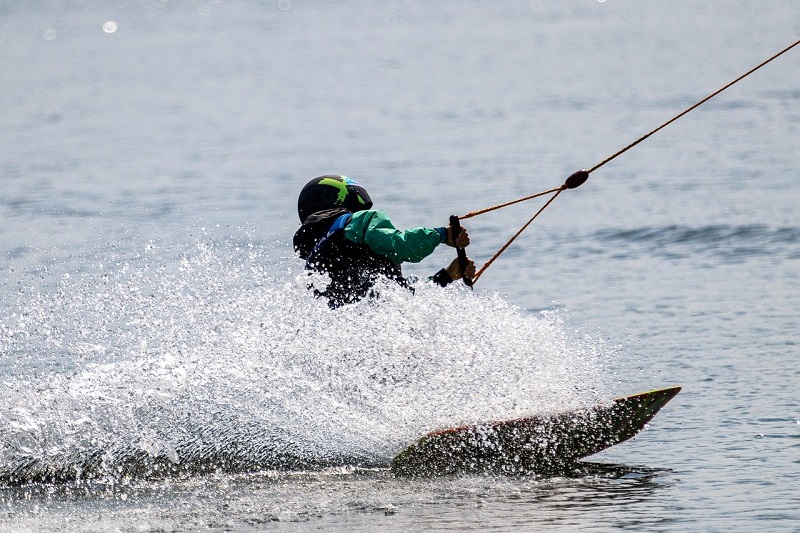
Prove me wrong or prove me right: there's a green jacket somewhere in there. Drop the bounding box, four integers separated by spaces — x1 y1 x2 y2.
342 210 444 263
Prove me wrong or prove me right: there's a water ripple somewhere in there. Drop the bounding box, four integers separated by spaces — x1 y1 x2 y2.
592 224 800 260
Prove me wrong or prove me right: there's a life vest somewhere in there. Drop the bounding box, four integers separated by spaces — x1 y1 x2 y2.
293 209 409 308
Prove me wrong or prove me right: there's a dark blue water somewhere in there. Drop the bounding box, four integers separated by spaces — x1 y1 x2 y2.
1 1 799 531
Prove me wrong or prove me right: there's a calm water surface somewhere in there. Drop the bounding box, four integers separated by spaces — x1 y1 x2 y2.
1 1 799 531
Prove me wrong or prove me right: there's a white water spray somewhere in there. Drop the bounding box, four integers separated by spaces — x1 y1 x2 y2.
0 229 612 484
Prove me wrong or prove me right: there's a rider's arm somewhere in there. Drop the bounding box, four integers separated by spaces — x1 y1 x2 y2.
343 210 445 263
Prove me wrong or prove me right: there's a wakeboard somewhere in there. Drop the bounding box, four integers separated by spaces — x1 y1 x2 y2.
391 386 681 477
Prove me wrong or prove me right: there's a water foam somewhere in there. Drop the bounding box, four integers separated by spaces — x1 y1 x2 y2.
0 230 612 484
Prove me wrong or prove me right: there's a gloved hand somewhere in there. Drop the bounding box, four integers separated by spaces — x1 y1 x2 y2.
446 225 470 248
445 256 475 281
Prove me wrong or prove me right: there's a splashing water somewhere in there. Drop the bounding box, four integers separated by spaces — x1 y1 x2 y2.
0 229 613 485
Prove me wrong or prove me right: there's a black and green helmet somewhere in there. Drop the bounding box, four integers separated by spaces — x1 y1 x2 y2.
297 175 373 222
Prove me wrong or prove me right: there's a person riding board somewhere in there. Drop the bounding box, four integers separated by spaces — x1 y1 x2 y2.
293 175 475 308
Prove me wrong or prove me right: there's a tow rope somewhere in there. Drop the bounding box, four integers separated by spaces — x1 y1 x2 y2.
453 37 800 285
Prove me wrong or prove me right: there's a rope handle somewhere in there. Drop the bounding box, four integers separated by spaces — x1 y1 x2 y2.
449 215 473 287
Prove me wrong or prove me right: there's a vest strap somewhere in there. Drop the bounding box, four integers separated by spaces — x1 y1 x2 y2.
306 213 352 265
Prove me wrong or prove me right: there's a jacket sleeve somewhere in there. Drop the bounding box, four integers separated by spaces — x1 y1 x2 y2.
342 210 442 263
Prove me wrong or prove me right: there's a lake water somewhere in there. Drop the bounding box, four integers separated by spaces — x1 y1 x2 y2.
1 1 799 531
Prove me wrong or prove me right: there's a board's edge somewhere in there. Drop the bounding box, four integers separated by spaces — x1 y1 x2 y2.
391 386 682 476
